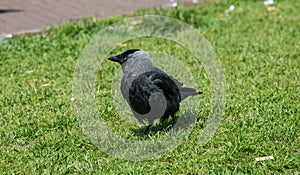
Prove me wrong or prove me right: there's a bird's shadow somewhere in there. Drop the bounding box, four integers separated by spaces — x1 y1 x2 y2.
131 119 175 138
131 112 202 138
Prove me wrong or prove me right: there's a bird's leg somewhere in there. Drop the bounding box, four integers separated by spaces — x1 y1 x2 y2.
141 124 152 137
171 114 176 127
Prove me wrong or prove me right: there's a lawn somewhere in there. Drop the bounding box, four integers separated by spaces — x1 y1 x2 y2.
0 0 299 174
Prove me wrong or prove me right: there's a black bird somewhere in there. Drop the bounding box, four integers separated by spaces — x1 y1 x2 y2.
108 49 202 136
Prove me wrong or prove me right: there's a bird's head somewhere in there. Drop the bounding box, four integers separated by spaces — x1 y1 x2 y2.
108 49 141 64
108 49 154 74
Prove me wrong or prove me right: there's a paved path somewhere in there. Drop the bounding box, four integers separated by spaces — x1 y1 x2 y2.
0 0 190 37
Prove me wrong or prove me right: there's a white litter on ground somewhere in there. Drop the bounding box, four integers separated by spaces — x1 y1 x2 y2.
264 0 274 6
225 5 235 16
25 70 34 74
169 0 178 7
255 156 274 161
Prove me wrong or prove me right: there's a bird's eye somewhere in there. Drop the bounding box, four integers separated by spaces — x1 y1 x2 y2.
125 54 133 60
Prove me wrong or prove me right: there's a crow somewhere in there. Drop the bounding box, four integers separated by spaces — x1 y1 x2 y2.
108 49 202 136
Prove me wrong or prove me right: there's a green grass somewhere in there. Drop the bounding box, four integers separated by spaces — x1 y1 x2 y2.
1 0 299 174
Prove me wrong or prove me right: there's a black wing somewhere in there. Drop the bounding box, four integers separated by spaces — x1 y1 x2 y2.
129 70 180 115
154 67 183 88
154 67 201 100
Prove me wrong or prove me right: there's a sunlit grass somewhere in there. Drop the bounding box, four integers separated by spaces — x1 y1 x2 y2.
0 1 299 174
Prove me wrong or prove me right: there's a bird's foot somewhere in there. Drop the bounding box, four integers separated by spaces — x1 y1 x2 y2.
140 125 152 138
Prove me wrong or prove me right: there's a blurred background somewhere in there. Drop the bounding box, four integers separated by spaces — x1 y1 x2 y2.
0 0 195 37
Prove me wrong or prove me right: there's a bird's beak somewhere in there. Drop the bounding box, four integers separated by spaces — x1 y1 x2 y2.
108 56 122 63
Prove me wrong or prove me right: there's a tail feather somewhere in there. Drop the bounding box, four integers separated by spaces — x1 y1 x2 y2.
180 87 202 101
